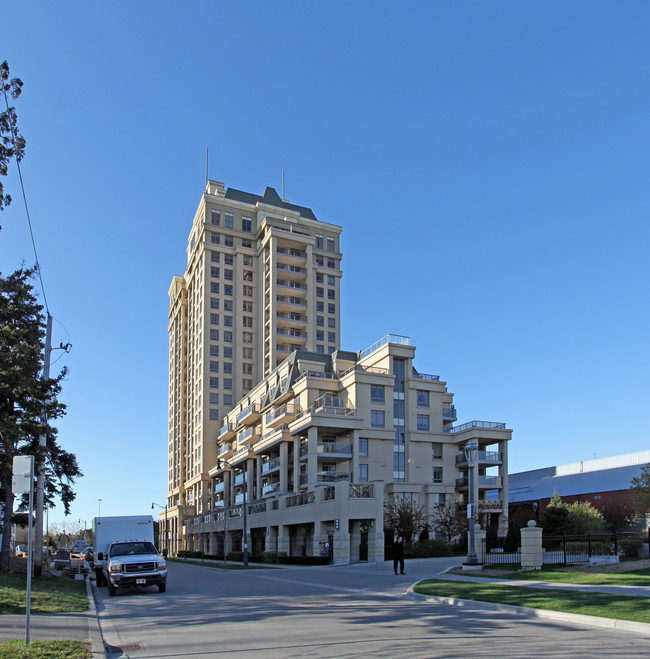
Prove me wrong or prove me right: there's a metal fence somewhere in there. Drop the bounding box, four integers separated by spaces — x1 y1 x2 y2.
482 536 521 566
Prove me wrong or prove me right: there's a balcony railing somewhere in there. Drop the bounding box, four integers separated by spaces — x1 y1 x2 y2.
339 364 390 379
317 442 353 456
213 481 225 493
358 334 410 360
218 442 234 458
317 471 352 483
262 457 281 474
218 423 236 441
276 279 307 292
262 481 281 496
276 246 307 259
237 425 261 446
350 483 374 498
443 406 457 421
276 311 308 323
412 372 441 382
259 423 290 443
444 421 507 434
276 295 306 307
295 395 356 420
236 403 260 426
456 476 503 489
286 491 315 508
456 451 502 465
265 403 300 427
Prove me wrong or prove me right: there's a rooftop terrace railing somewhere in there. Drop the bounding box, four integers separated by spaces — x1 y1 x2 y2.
358 334 410 360
443 420 506 434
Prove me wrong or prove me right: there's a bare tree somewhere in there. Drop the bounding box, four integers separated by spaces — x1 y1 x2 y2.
430 501 468 544
383 496 428 542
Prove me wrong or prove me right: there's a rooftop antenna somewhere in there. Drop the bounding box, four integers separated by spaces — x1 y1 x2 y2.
282 170 285 200
205 148 209 186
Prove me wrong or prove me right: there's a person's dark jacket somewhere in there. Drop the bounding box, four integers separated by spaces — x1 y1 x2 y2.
393 540 405 559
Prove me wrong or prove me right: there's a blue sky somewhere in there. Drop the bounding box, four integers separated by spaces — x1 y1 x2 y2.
3 2 649 528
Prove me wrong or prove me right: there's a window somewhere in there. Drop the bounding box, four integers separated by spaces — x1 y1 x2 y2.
211 234 220 244
210 283 220 294
317 316 324 326
316 301 324 312
417 414 430 431
211 253 220 263
371 385 385 403
224 300 233 311
224 378 233 389
243 270 253 281
224 235 234 247
225 285 233 296
225 270 233 280
327 259 335 268
358 464 368 483
243 301 253 312
209 377 219 388
211 210 221 225
435 493 446 506
209 361 219 372
224 316 233 327
328 303 335 314
242 347 252 359
224 255 234 265
315 234 324 249
327 275 335 285
328 332 335 343
225 213 234 228
224 347 233 358
243 332 253 343
243 256 252 266
328 346 335 354
243 285 253 296
316 330 324 341
209 409 220 420
316 273 324 283
433 467 443 483
432 442 443 460
242 239 252 248
224 331 233 342
211 267 220 278
417 390 429 407
327 317 336 328
315 256 324 266
316 344 324 354
243 316 253 327
316 287 324 298
223 363 233 374
328 289 335 300
327 236 335 251
241 217 252 232
242 363 252 374
209 345 219 356
210 330 219 341
210 298 219 309
359 438 368 456
371 410 385 428
210 314 219 325
223 394 233 406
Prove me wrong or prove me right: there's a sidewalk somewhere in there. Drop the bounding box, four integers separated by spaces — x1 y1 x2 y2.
0 577 105 658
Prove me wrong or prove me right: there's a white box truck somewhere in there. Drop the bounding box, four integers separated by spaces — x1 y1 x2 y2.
93 515 167 596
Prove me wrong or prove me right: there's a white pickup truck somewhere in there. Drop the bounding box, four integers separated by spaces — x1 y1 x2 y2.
93 516 167 596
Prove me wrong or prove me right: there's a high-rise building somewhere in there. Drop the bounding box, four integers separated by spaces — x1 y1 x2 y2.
166 181 343 552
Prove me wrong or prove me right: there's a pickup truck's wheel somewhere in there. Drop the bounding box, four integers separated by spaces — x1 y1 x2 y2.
158 584 166 593
108 583 117 596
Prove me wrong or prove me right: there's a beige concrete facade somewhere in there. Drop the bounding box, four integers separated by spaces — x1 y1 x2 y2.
185 334 512 564
166 182 342 553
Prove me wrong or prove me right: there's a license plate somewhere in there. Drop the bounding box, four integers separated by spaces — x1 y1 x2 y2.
136 579 146 584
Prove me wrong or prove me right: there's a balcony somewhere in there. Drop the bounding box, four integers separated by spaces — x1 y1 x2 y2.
444 421 506 434
276 246 307 261
412 372 441 382
443 406 457 422
276 311 308 325
218 423 236 442
261 457 281 474
456 451 503 466
456 476 503 490
276 295 307 310
213 481 225 494
301 471 353 485
231 445 253 464
316 442 353 461
295 396 356 420
256 424 290 451
262 481 281 496
236 403 261 426
277 263 307 278
218 442 234 459
238 425 261 447
265 403 300 428
276 279 307 294
234 472 248 486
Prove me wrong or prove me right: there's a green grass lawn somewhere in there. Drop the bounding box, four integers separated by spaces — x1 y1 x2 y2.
492 567 650 587
0 640 90 658
414 579 650 624
0 574 88 615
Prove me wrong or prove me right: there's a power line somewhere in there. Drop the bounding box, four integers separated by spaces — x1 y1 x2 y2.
1 73 48 312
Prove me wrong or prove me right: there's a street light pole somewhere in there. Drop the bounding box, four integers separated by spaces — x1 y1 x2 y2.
152 502 168 556
218 459 248 567
464 440 479 566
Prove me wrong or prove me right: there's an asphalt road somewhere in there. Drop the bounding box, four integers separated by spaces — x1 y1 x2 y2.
94 557 650 658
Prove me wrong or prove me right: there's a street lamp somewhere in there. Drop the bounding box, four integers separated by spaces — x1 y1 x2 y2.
152 502 169 556
97 499 102 516
464 440 479 566
218 458 248 566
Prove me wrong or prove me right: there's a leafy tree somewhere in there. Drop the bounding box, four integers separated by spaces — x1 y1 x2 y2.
0 268 81 573
629 464 650 514
383 496 428 542
429 501 467 544
541 492 570 535
565 500 605 534
0 61 25 217
598 499 640 532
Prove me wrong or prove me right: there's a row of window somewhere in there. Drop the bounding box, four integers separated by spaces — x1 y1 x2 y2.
209 297 253 313
209 314 253 327
209 361 253 374
211 210 253 233
315 287 336 300
209 267 253 281
315 273 337 285
314 234 336 252
210 253 253 266
315 256 337 269
369 409 429 431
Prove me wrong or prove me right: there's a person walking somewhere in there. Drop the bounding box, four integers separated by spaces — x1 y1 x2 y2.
393 536 405 575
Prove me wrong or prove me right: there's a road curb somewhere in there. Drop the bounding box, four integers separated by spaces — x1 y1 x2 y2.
85 578 108 658
407 586 650 634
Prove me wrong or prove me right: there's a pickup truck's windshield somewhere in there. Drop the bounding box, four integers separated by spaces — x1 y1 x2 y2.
109 542 157 557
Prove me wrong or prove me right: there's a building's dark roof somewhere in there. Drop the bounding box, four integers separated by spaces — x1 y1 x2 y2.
224 186 318 221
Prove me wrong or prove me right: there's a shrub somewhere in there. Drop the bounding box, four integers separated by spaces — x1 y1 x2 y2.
262 551 287 563
277 555 330 565
619 538 642 558
228 551 243 562
405 539 451 558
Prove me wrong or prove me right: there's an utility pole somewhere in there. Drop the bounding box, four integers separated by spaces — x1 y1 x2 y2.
33 313 52 576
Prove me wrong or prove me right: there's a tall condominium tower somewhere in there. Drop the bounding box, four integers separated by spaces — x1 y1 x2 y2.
166 181 342 551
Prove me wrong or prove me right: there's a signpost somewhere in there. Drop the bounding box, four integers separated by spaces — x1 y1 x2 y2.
12 455 34 647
